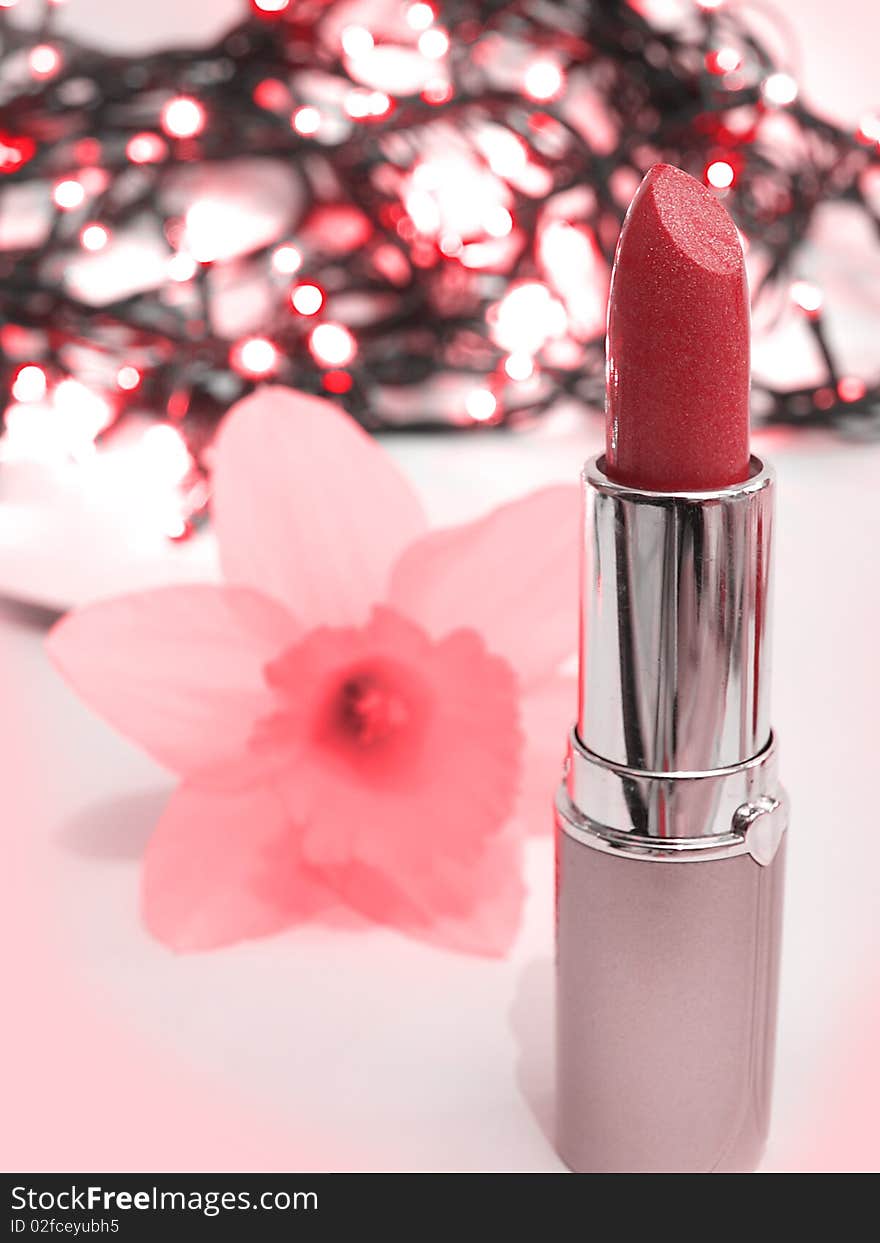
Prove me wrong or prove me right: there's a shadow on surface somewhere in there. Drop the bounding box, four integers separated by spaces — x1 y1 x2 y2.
509 955 558 1158
0 595 63 631
57 788 169 861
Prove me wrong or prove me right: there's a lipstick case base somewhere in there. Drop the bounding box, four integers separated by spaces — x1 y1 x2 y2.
555 821 786 1174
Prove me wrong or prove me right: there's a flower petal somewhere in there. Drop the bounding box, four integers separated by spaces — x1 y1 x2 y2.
212 387 427 625
142 782 331 952
515 674 577 835
47 585 298 782
388 484 580 686
321 826 525 957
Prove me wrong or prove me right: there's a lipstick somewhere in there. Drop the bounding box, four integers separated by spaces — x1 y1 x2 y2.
606 164 751 490
555 165 788 1173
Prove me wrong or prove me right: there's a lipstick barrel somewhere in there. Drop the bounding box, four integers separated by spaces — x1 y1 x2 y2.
578 455 774 777
555 454 788 1173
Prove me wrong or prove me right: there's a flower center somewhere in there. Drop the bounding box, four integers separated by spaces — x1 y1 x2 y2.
254 622 433 787
336 673 410 747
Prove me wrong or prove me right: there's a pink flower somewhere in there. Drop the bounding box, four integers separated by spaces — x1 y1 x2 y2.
48 389 578 955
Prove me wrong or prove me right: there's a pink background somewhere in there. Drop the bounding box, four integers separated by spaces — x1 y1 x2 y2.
2 0 880 1173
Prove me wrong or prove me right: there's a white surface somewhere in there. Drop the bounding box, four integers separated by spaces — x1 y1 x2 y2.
3 416 880 1172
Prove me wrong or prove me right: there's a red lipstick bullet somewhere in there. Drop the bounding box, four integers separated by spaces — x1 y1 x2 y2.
605 163 751 490
555 165 788 1173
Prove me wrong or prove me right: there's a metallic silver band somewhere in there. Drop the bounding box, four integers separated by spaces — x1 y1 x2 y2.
578 455 775 772
556 728 788 864
566 453 786 864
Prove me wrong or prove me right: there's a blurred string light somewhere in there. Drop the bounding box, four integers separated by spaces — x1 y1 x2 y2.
80 222 110 252
11 364 48 404
160 96 207 140
0 0 878 539
706 159 736 189
290 283 324 316
28 43 62 79
230 335 281 379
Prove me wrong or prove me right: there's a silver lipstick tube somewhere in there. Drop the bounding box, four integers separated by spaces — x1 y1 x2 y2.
556 455 788 1173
